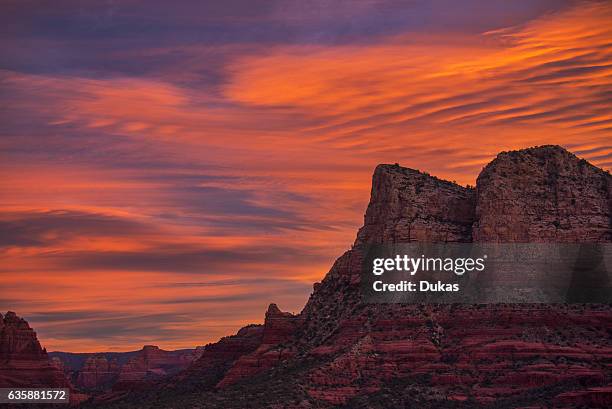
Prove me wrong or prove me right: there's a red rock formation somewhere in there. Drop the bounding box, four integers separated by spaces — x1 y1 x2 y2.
216 304 302 388
473 146 611 242
262 303 302 345
300 304 612 405
76 355 120 390
171 324 264 390
50 356 65 372
113 345 198 390
356 164 476 245
0 311 70 388
210 146 610 407
555 386 612 407
293 146 612 406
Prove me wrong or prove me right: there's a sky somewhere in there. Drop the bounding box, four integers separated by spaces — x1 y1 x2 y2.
1 0 611 352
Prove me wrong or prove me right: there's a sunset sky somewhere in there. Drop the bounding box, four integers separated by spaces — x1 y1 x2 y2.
1 0 611 352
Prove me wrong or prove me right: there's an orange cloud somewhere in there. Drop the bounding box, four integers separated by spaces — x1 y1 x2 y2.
223 1 611 170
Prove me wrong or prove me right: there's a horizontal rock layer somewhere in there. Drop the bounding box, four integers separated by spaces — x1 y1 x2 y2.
0 311 70 389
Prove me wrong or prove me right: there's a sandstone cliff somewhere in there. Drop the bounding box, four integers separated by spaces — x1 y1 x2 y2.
112 345 200 390
356 164 475 245
473 146 611 242
49 346 202 393
171 324 265 391
163 145 611 408
76 355 120 390
215 303 302 388
0 311 69 388
293 146 611 407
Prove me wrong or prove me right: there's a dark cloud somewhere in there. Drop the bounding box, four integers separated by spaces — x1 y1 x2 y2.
24 310 122 323
19 280 309 346
1 0 571 76
0 210 153 248
523 64 612 83
157 291 301 305
168 185 295 219
32 244 329 274
35 312 198 341
162 278 307 288
3 0 566 42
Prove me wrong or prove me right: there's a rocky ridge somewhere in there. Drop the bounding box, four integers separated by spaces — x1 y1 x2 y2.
0 311 70 389
291 146 611 407
113 345 200 390
473 146 611 242
76 355 121 390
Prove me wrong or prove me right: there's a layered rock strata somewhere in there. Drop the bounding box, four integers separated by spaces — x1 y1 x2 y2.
0 311 69 388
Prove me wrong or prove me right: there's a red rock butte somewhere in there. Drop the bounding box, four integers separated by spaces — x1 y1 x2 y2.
0 311 69 388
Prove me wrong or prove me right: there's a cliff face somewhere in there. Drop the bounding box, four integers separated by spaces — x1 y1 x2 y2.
291 146 612 407
112 345 201 390
299 164 479 349
473 146 611 242
0 311 69 388
76 355 120 390
215 303 302 388
159 145 611 408
172 324 265 390
49 347 201 393
170 304 302 391
357 146 611 246
356 164 476 245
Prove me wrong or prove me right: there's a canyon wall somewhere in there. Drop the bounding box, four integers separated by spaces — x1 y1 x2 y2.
0 311 69 388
